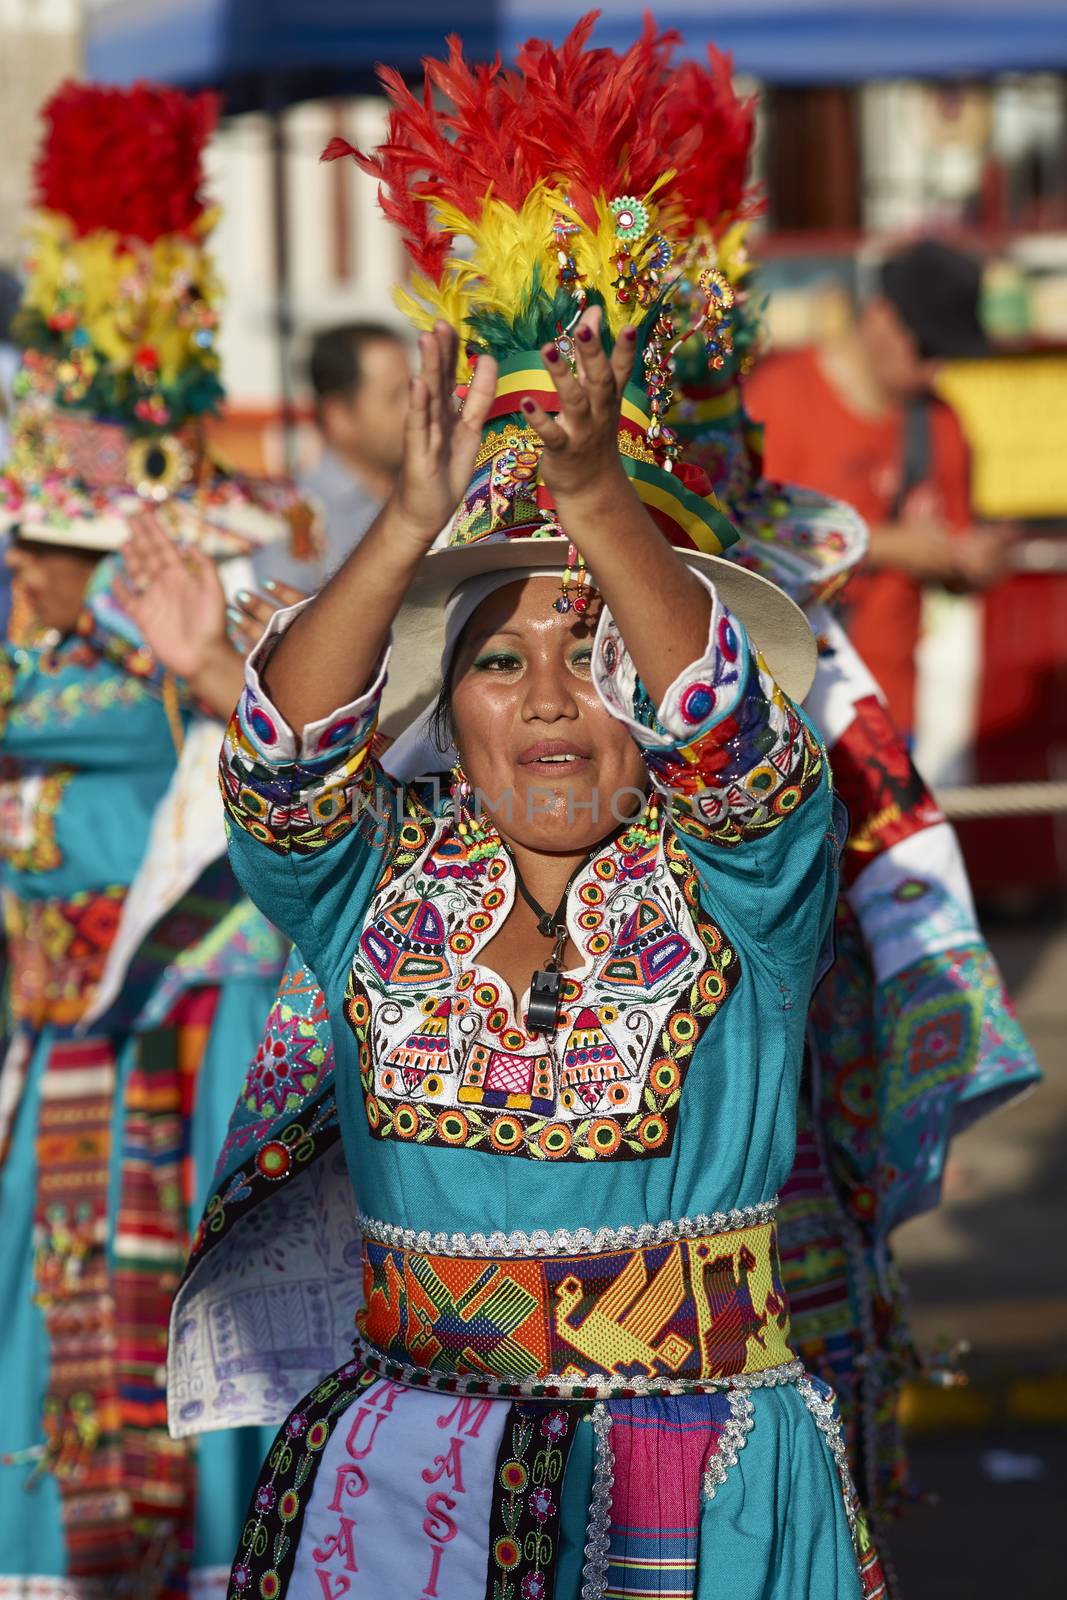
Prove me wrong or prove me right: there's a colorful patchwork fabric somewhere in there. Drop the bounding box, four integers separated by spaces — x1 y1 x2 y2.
357 1215 792 1392
3 885 127 1027
226 1373 882 1600
593 571 826 845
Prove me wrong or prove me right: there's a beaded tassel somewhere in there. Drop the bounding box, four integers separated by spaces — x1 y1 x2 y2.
554 544 590 614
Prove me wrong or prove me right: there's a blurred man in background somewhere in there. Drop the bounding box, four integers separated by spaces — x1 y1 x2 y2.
747 238 1012 734
257 319 410 589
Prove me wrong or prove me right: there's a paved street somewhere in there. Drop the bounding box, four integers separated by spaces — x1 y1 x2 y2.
883 915 1066 1595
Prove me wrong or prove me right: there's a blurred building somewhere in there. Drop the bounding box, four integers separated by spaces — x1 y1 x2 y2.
0 0 82 265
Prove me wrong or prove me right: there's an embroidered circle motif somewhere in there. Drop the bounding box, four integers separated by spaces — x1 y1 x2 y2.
255 1142 291 1181
248 706 277 746
394 1105 419 1138
538 1123 572 1158
317 716 357 750
437 1110 469 1145
679 682 716 725
494 1537 521 1571
500 1460 528 1491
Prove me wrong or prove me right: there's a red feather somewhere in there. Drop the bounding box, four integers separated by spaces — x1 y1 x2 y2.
34 80 217 241
324 11 692 271
660 47 761 236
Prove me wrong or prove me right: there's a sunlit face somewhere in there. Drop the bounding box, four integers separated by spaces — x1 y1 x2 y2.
449 577 649 854
4 536 99 634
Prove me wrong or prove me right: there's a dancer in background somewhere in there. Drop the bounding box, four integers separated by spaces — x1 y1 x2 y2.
0 82 312 1595
657 47 1042 1550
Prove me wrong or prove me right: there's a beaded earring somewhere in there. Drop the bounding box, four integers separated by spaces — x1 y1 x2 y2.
450 762 497 858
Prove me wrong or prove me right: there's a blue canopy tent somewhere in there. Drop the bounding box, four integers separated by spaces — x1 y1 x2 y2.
84 0 1067 454
87 1 1067 102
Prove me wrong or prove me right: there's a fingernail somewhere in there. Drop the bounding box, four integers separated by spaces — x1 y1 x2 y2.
545 347 560 363
234 589 253 604
226 605 243 623
624 325 637 340
578 325 593 343
262 578 279 591
521 398 536 414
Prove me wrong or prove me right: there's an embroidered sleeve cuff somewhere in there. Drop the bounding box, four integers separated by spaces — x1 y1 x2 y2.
592 570 752 752
593 571 825 843
239 599 389 765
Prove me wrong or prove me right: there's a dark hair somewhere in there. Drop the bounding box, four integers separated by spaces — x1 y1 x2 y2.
877 239 989 360
307 321 403 402
428 673 455 755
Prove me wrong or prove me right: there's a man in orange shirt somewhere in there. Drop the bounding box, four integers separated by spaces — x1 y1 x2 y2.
746 239 1010 733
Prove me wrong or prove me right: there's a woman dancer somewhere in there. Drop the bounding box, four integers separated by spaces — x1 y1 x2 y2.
0 82 305 1594
181 23 884 1596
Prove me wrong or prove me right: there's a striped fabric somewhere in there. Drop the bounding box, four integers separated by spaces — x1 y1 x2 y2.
603 1395 732 1600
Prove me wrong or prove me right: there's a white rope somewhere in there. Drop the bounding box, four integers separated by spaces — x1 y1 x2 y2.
936 781 1067 820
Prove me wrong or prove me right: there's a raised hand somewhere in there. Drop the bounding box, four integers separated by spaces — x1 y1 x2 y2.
226 579 308 655
115 511 228 680
393 320 498 546
519 304 636 503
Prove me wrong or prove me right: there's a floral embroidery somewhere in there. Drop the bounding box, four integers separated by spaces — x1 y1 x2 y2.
241 997 332 1118
345 820 740 1162
228 1358 376 1600
487 1403 581 1600
189 1088 341 1266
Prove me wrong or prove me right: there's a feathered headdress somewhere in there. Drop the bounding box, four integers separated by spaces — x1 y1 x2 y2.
656 50 868 606
15 81 223 435
324 12 736 557
2 82 314 558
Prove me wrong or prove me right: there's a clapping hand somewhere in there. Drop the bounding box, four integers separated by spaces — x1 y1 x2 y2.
393 321 498 547
519 304 635 503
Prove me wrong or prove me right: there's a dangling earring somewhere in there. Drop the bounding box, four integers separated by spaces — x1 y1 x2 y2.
450 761 473 834
450 762 495 856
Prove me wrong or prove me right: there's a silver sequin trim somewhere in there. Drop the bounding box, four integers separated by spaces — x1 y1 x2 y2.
358 1199 778 1259
351 1332 805 1400
701 1388 755 1500
797 1375 859 1548
580 1403 615 1600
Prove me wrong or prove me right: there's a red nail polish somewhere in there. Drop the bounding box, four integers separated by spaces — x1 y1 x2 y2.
521 398 536 414
578 325 592 342
624 325 637 340
545 346 560 363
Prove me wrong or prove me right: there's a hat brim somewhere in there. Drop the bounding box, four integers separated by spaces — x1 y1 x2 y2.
381 536 817 739
2 482 302 557
727 481 870 611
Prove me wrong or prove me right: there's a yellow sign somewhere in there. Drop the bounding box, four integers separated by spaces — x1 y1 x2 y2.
936 355 1067 519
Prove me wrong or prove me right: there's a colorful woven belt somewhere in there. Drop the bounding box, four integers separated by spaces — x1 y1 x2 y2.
356 1215 795 1398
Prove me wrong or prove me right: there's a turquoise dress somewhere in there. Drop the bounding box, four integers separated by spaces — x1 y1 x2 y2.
0 561 286 1593
182 575 886 1600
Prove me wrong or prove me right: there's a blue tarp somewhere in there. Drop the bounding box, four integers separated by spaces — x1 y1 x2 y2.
86 0 1067 103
